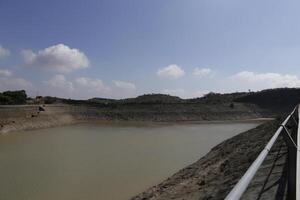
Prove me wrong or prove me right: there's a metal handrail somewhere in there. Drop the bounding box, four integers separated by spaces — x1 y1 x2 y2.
297 107 300 200
225 106 298 200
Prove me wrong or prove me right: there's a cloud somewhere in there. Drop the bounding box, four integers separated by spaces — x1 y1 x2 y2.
0 69 34 95
231 71 300 88
44 74 74 91
191 90 210 98
75 77 110 93
161 89 211 99
0 45 10 58
193 67 213 77
22 44 89 73
43 75 110 99
161 89 185 97
157 64 185 79
0 69 12 77
0 77 33 93
113 80 136 90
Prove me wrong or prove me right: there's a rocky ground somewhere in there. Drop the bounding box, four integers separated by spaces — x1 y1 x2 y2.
131 120 281 200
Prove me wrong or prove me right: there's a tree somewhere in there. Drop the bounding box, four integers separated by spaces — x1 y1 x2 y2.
0 90 27 105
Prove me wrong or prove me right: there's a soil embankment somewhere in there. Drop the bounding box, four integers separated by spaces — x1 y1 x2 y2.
131 120 280 200
0 102 273 134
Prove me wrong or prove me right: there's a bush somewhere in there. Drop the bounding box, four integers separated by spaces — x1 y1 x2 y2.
0 90 27 105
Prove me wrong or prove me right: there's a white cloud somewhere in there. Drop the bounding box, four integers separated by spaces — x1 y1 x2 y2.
44 74 74 92
231 71 300 88
191 90 210 98
0 68 34 95
193 67 213 77
161 89 185 97
0 77 33 93
161 89 212 99
22 44 89 73
44 75 111 99
0 69 12 77
157 64 185 79
0 45 10 58
113 80 136 90
74 77 110 93
74 77 111 99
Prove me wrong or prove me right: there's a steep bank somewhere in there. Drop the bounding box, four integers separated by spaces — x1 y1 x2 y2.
0 102 273 134
2 88 294 134
131 120 279 200
0 105 75 134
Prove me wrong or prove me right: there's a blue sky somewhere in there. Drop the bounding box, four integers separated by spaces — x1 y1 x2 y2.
1 0 300 99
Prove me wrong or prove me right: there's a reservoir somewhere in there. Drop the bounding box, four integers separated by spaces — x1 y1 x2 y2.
0 122 260 200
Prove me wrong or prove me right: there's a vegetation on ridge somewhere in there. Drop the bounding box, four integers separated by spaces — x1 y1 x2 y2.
0 90 27 105
1 88 300 113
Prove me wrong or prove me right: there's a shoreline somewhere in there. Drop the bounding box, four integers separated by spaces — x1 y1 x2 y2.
131 119 279 200
0 103 274 134
0 117 273 135
76 118 272 128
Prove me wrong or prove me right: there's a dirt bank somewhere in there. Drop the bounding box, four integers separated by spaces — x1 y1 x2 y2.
131 120 279 200
0 102 273 134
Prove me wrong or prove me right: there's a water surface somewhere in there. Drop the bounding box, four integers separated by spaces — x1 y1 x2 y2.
0 122 260 200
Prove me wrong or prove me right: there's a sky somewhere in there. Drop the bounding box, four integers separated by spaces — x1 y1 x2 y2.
1 0 300 99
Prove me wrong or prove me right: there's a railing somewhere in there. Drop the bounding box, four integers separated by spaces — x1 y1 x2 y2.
225 105 299 200
297 105 300 200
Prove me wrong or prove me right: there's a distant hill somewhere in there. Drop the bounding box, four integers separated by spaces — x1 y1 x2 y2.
89 94 183 104
88 97 117 104
120 94 183 104
2 88 300 113
234 88 300 111
187 92 247 104
4 88 300 123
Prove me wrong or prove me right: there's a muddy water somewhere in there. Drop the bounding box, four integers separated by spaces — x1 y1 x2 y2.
0 122 260 200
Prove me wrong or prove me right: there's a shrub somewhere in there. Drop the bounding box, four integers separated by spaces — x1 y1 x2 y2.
0 90 27 105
